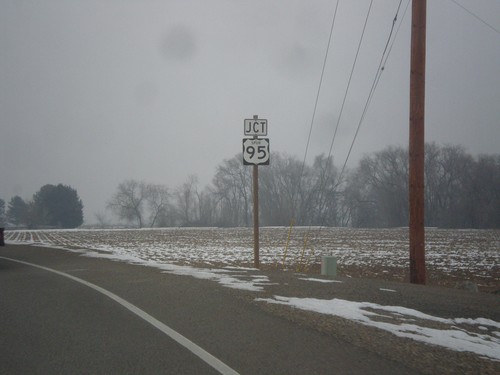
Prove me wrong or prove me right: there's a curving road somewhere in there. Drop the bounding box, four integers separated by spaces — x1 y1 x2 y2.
1 244 420 374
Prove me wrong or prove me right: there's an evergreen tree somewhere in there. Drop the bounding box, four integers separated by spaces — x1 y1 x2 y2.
0 198 5 226
7 196 28 226
33 184 84 228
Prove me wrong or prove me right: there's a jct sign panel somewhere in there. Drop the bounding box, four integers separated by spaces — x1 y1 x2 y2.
244 118 267 136
243 138 270 165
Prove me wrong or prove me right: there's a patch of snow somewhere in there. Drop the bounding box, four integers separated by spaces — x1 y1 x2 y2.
224 266 259 271
50 247 270 292
256 296 500 361
299 278 343 284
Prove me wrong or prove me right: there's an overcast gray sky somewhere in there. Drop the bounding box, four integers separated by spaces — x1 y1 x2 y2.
1 0 499 223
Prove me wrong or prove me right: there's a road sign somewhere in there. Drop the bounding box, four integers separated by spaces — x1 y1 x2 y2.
243 138 270 165
244 118 267 136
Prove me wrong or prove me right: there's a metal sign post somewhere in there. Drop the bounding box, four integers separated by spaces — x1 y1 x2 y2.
242 115 270 269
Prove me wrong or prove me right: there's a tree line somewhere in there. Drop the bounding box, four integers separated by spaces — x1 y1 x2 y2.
0 184 83 229
105 143 500 229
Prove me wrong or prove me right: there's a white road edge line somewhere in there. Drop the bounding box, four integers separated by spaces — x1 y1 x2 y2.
0 256 240 375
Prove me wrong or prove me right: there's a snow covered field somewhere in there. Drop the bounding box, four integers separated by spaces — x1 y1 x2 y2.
5 227 499 289
4 227 500 363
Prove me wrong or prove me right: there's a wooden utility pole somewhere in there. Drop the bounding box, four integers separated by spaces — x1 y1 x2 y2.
253 162 260 269
409 0 426 284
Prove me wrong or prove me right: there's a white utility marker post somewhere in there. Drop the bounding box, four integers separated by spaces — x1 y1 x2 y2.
242 115 270 269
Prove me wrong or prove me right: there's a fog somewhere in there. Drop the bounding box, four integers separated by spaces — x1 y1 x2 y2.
1 0 499 223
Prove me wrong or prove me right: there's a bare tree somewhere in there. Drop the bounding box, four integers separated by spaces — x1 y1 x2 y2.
94 211 111 228
260 153 306 226
424 144 474 227
196 186 216 226
212 156 252 227
174 175 199 226
146 184 170 227
344 146 408 227
344 143 500 229
107 180 148 227
467 154 500 228
310 154 342 226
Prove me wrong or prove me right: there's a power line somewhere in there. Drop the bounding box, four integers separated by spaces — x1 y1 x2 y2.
380 0 405 67
286 0 374 261
288 0 404 267
449 0 500 35
300 0 340 178
290 0 340 224
381 1 411 75
312 0 374 231
326 0 375 162
337 0 499 183
338 0 409 182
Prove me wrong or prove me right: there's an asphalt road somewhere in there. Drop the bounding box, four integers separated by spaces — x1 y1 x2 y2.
0 244 420 375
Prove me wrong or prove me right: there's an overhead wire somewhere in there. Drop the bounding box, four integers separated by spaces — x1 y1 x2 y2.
449 0 500 35
326 0 375 163
287 0 407 268
337 0 500 184
290 0 340 225
283 0 373 269
294 0 405 226
311 0 407 236
287 0 496 267
294 0 376 269
333 0 498 214
313 0 375 226
338 0 409 182
300 0 340 175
